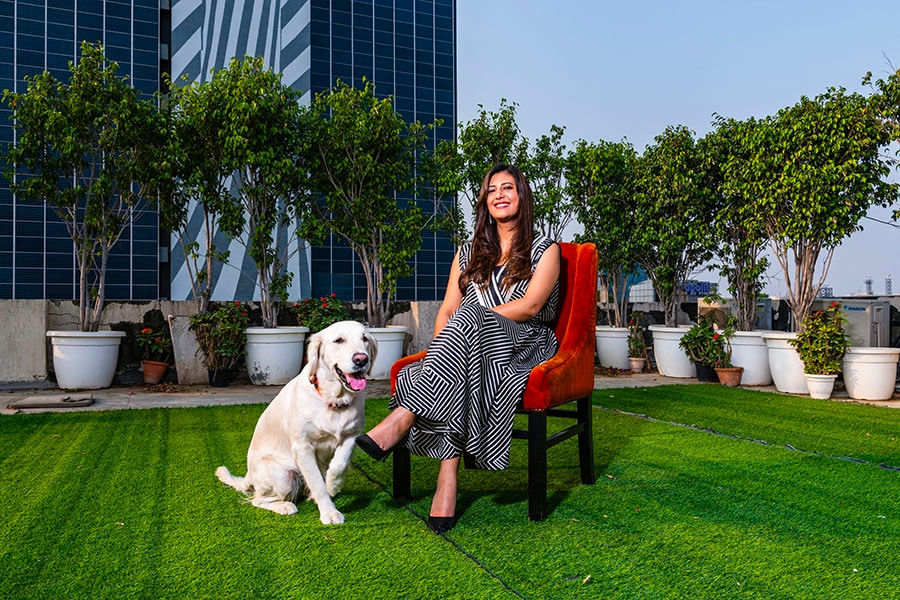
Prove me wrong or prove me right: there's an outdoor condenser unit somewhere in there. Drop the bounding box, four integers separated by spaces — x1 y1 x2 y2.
811 298 891 347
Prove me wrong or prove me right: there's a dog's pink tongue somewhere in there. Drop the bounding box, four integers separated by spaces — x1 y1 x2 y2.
347 374 367 391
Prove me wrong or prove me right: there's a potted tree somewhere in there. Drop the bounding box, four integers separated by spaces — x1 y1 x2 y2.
303 80 438 377
156 71 235 385
633 126 718 378
3 42 166 389
840 69 900 401
204 56 315 385
567 138 642 371
789 301 850 400
703 116 772 386
736 87 898 393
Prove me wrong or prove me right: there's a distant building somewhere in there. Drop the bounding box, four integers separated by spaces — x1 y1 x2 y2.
1 0 457 306
1 0 163 300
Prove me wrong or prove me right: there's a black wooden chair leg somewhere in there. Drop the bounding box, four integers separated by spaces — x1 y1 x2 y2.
527 411 548 521
393 445 411 501
577 396 595 484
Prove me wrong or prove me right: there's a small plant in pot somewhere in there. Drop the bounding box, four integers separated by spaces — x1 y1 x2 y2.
291 294 350 334
789 301 849 399
136 326 173 384
189 302 251 387
679 314 736 382
627 311 648 373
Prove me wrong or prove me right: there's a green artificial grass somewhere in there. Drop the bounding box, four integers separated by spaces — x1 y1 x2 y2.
2 386 900 599
593 384 900 466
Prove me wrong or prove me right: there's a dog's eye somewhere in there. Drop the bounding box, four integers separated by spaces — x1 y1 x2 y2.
334 337 344 344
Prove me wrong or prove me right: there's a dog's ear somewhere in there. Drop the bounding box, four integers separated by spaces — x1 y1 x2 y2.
365 329 378 375
306 331 323 377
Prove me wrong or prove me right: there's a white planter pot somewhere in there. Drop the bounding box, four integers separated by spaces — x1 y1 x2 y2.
245 326 308 385
368 326 408 380
842 347 900 401
729 331 773 386
648 325 695 378
805 373 837 400
761 331 807 394
595 326 630 370
47 330 126 390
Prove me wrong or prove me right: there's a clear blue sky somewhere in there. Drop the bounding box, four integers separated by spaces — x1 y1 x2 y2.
456 0 900 297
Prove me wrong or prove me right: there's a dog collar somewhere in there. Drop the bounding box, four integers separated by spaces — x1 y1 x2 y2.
309 375 350 411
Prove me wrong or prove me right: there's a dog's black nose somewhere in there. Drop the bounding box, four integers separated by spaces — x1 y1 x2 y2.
352 353 369 368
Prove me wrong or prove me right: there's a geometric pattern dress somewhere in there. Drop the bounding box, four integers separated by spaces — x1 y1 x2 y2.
389 234 560 470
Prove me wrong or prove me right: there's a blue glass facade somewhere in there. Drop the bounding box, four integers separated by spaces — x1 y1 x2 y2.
2 0 456 305
307 0 456 302
0 0 163 301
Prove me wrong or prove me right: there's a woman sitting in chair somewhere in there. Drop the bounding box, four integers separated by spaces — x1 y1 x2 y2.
355 164 561 533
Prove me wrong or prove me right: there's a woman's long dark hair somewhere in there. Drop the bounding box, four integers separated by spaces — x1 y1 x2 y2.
459 164 535 292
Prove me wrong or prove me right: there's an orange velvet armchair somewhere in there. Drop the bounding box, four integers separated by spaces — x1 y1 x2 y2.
389 242 599 521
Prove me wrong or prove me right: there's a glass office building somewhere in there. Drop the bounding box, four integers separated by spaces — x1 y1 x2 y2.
1 0 456 305
0 0 164 301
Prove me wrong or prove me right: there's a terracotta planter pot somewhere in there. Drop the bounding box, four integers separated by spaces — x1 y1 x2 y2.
141 359 170 384
715 366 744 388
628 357 646 373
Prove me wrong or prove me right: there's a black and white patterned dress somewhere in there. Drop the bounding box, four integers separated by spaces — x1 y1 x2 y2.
390 234 560 470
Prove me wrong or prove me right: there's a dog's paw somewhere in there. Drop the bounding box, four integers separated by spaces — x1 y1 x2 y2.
319 509 345 525
325 476 344 497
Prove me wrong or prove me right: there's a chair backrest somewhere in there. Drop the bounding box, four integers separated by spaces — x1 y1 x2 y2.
553 242 598 349
520 242 598 411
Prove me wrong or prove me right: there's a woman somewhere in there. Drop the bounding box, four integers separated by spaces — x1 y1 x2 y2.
355 164 560 533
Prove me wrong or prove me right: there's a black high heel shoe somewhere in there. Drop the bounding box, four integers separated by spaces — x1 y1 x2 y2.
354 434 392 462
427 514 458 534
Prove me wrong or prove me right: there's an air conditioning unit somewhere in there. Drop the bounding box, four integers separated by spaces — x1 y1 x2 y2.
811 298 891 347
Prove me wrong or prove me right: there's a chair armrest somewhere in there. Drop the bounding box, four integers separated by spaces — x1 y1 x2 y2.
522 332 595 411
389 350 428 395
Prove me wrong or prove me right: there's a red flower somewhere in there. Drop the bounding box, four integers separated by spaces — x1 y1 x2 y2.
141 327 152 335
831 301 838 307
713 333 720 340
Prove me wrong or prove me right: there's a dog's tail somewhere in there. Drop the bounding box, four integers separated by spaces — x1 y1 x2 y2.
215 466 251 493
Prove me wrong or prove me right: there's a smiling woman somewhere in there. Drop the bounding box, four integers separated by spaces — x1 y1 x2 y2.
356 164 561 534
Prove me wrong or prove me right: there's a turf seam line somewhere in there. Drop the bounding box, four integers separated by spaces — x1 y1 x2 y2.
351 459 527 599
595 405 900 473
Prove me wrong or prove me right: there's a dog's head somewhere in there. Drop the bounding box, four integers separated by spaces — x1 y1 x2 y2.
306 321 378 393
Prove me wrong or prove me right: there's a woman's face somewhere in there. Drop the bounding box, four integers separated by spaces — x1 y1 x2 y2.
486 171 520 224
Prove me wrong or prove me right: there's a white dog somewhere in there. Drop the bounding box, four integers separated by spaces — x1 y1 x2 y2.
216 320 377 524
